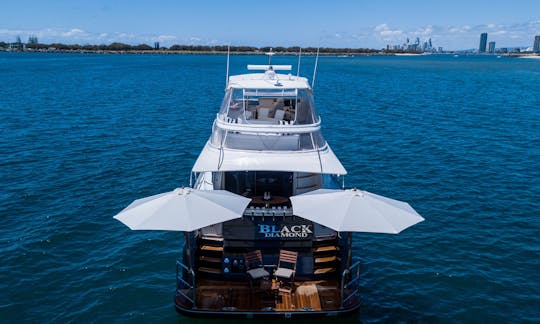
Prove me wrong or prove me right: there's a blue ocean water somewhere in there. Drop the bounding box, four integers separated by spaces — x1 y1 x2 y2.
1 52 539 322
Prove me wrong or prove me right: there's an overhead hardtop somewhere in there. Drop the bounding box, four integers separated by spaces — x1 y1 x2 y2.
227 64 311 90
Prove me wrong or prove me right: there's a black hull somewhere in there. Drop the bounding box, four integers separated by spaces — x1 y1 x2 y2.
174 299 360 319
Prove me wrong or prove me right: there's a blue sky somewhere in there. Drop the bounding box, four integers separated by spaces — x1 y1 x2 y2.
1 0 539 50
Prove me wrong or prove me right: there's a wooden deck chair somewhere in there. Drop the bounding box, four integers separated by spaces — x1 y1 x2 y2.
274 250 298 283
244 250 270 281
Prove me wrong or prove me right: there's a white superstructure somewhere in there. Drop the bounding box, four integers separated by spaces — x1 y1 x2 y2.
192 65 346 195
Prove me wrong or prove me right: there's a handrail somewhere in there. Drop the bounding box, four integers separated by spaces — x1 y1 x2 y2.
176 260 196 308
215 113 321 134
340 260 361 309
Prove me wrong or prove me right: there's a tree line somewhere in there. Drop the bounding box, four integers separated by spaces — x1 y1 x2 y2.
1 41 383 54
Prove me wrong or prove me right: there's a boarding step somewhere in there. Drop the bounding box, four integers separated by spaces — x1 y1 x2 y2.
201 236 224 242
198 267 222 274
198 256 222 263
201 245 224 252
314 267 336 274
313 235 338 241
314 256 338 263
313 246 338 253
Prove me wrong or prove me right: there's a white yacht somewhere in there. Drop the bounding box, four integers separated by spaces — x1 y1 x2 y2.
114 54 424 319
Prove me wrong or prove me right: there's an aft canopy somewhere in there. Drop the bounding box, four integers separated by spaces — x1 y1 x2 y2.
113 187 251 231
191 142 347 174
290 189 424 234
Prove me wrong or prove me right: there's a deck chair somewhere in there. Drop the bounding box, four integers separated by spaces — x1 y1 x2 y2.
257 107 270 119
274 250 298 283
244 250 270 281
274 109 285 121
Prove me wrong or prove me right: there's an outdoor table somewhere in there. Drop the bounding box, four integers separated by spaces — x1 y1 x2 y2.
251 195 289 208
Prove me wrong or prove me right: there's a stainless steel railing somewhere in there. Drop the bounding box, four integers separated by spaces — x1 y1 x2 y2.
340 260 361 309
176 260 196 308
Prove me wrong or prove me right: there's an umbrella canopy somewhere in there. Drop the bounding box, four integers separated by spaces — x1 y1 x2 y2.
114 187 251 231
290 189 424 234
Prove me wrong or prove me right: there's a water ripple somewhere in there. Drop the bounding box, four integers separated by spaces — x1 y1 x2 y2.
1 53 539 322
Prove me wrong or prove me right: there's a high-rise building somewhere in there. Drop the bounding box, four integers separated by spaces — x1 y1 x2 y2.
488 41 496 53
534 35 540 52
479 33 488 53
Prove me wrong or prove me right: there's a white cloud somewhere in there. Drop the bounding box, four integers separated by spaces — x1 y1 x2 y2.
374 24 403 41
156 35 176 42
412 25 434 37
449 25 471 33
2 19 539 50
0 27 181 46
61 28 85 37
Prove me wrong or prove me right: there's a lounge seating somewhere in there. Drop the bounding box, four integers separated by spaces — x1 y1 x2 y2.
274 109 285 121
257 107 270 119
274 250 298 282
244 250 270 280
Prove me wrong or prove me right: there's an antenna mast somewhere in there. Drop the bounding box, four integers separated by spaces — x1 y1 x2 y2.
311 47 320 89
225 45 230 88
266 47 275 65
296 47 302 77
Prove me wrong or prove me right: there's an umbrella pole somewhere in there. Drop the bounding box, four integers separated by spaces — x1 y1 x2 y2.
184 231 192 271
347 232 352 268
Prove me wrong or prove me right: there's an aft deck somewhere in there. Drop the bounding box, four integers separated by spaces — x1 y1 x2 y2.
191 279 339 312
174 260 361 318
174 205 361 317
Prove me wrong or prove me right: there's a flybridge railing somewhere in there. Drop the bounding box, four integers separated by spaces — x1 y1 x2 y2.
176 260 196 308
215 114 322 132
243 89 298 97
243 205 294 218
340 259 361 309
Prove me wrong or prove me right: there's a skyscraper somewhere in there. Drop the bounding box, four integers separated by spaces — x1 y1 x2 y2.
534 35 540 52
479 33 488 53
488 42 496 53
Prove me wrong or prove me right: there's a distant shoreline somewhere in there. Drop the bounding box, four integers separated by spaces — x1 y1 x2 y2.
516 55 540 59
2 47 538 57
1 48 400 56
0 42 445 56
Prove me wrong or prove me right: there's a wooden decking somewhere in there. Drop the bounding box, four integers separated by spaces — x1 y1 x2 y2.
276 284 322 311
192 279 341 312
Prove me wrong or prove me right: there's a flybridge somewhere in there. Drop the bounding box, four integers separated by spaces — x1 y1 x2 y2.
247 65 292 71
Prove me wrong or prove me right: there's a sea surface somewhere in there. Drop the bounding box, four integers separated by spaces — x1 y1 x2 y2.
1 52 539 323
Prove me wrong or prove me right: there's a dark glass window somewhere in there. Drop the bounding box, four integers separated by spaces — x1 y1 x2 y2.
224 171 293 197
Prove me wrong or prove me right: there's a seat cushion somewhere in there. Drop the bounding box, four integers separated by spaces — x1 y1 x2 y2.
274 268 295 279
247 267 270 279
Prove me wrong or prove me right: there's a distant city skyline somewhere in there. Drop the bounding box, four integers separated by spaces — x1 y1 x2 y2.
479 33 488 52
1 0 539 50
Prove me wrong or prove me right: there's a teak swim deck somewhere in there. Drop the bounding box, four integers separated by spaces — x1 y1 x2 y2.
174 217 362 318
174 256 361 318
175 277 360 318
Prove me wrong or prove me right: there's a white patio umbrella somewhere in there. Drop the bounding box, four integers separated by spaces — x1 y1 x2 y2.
290 188 424 234
114 187 251 231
